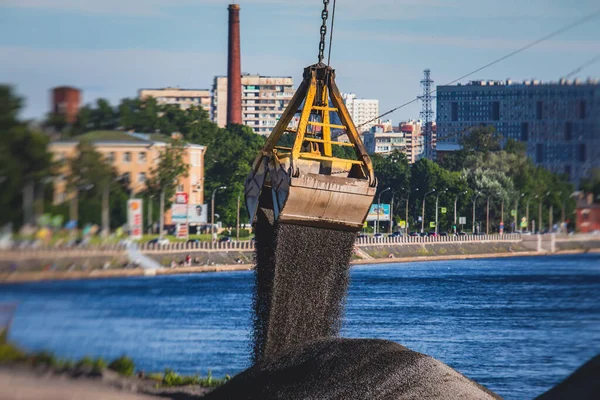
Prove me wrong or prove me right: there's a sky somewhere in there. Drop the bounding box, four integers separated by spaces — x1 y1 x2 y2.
1 0 599 123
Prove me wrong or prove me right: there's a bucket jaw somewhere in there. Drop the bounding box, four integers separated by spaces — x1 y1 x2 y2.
245 63 376 232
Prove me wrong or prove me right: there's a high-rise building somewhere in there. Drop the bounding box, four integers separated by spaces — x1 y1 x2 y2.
399 120 425 163
342 93 379 133
139 88 211 112
363 124 405 155
51 86 81 124
212 75 295 135
436 79 600 184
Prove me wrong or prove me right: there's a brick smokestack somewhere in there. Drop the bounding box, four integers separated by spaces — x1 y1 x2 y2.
227 4 242 125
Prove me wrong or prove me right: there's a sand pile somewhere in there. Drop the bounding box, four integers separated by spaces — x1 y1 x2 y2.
204 338 502 399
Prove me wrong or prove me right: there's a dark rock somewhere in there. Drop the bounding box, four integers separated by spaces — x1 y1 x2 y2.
536 354 600 400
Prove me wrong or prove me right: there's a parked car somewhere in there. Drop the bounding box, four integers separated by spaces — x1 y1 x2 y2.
357 234 369 239
456 232 467 236
186 239 200 245
427 232 438 237
219 236 232 243
148 237 170 246
388 232 403 238
419 232 428 237
409 232 420 237
373 233 384 240
439 232 449 237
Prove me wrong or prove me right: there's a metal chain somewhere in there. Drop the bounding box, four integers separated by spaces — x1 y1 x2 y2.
318 0 330 63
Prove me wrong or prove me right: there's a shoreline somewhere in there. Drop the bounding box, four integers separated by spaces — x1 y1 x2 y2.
1 249 597 284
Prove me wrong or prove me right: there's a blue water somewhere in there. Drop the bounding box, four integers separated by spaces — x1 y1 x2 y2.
1 254 599 399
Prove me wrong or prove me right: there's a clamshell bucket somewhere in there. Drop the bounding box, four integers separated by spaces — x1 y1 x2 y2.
245 63 376 232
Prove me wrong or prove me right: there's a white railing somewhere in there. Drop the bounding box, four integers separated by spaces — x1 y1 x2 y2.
355 234 522 247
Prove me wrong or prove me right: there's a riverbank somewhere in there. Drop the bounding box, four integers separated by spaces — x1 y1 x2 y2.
1 248 598 284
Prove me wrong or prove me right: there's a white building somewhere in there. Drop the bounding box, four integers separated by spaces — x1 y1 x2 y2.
342 93 379 133
212 75 295 135
363 125 406 155
139 88 212 113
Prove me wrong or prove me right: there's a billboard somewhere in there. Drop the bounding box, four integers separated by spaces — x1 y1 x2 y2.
127 199 143 240
171 204 208 224
366 204 390 222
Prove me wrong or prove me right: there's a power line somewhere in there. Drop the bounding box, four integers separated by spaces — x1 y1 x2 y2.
357 8 600 128
562 54 600 79
327 0 337 66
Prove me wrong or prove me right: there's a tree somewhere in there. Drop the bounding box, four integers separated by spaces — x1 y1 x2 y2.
146 140 188 234
460 125 502 153
0 85 53 227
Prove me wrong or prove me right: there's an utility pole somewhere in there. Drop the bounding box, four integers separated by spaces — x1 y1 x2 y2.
406 188 418 235
422 189 436 233
472 192 480 234
147 195 153 235
526 197 531 232
159 190 165 237
101 183 110 238
434 189 447 234
419 69 436 160
211 186 227 241
549 205 553 233
23 180 35 227
377 187 391 235
237 193 241 241
486 195 491 235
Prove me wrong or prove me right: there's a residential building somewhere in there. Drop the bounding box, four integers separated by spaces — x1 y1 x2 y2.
363 124 406 155
342 93 379 133
51 86 81 124
212 75 295 135
48 131 206 225
436 79 600 184
576 193 600 233
398 120 425 163
139 88 212 113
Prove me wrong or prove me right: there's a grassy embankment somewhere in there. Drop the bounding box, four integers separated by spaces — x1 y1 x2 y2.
0 330 229 388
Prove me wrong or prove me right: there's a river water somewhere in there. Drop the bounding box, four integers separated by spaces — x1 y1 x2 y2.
1 254 599 399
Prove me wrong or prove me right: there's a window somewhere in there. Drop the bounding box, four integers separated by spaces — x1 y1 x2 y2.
177 184 184 193
578 100 586 119
536 101 543 120
191 152 200 167
577 144 586 162
491 101 500 121
105 152 115 163
123 152 131 163
138 152 147 163
565 122 573 141
564 165 571 180
536 144 544 162
138 172 146 183
521 122 529 141
451 102 458 121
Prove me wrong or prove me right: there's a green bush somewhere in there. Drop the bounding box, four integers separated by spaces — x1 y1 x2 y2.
108 355 135 377
32 351 58 367
0 342 27 363
92 357 107 373
76 356 95 369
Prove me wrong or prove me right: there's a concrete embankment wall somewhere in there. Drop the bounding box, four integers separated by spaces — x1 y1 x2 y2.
1 234 599 281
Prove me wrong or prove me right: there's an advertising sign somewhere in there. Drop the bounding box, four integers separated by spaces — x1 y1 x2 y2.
127 199 143 240
510 209 517 217
459 217 467 225
187 204 208 224
366 204 391 222
399 221 406 229
175 192 188 205
430 222 436 228
441 207 447 214
171 204 188 222
176 223 188 239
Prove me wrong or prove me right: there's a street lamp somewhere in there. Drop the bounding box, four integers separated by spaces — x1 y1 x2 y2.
536 191 550 233
377 187 391 235
472 192 481 235
211 186 227 241
421 189 436 233
435 188 448 234
514 192 525 233
405 188 419 234
70 183 94 229
389 188 403 234
454 190 468 233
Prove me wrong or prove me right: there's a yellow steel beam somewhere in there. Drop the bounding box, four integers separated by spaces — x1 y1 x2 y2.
303 138 355 147
298 153 364 165
308 121 347 130
321 85 332 157
292 71 317 161
312 106 338 112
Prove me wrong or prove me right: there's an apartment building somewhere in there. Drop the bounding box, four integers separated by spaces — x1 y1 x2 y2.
342 93 379 133
398 120 425 163
436 79 600 183
139 88 212 113
212 75 295 135
48 131 205 224
363 125 406 155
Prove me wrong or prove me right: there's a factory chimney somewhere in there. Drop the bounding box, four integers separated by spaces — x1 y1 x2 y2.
227 4 242 125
